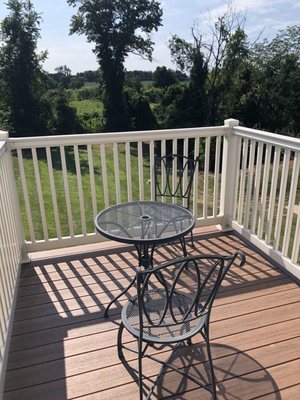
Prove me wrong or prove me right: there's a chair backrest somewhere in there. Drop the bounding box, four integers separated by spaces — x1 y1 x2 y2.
136 252 245 338
154 154 200 209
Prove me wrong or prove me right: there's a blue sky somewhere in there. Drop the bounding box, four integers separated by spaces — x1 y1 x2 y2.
0 0 299 73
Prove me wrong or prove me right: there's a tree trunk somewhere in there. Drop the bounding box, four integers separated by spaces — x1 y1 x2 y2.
101 59 129 132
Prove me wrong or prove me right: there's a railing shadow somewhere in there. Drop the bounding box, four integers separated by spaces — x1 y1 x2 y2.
4 230 293 399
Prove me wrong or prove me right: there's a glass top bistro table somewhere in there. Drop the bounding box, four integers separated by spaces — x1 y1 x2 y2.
94 200 196 317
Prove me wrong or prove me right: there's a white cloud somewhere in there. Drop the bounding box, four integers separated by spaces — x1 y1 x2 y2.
4 0 297 73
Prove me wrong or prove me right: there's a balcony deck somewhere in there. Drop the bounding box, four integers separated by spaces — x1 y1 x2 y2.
3 227 300 400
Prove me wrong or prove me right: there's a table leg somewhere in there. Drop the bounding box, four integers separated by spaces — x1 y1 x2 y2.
104 244 154 318
136 243 151 269
104 275 137 318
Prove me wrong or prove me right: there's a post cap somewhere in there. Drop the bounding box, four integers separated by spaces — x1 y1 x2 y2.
224 119 239 127
0 131 9 140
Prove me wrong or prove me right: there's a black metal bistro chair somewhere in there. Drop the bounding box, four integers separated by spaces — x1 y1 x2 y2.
154 154 199 256
118 251 245 399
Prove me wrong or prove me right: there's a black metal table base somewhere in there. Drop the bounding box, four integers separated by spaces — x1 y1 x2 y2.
104 276 137 318
104 243 153 318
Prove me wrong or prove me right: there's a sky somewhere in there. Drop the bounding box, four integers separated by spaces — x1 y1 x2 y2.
0 0 299 74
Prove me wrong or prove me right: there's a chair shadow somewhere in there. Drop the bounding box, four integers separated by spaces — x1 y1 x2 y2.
121 342 281 400
7 230 290 399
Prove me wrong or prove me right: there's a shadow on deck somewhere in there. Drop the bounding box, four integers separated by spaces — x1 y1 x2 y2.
3 228 300 399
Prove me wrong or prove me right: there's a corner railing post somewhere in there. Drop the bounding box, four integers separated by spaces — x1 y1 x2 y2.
1 132 29 263
219 119 240 229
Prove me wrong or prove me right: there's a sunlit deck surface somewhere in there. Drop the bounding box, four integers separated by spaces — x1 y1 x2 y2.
3 227 300 400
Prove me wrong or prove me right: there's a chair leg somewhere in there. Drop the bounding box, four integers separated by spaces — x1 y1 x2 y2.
138 337 144 400
190 230 195 247
117 322 125 360
180 237 187 257
203 326 217 399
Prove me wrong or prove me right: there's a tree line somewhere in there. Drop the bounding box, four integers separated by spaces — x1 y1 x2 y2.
0 0 299 138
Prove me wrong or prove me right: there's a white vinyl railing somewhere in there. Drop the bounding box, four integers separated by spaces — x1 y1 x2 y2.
8 125 227 252
0 132 26 390
229 122 300 279
2 119 300 277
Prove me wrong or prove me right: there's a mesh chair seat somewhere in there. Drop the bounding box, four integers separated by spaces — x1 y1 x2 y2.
118 253 246 400
122 289 206 343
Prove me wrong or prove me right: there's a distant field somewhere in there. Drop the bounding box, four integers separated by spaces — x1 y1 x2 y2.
70 99 103 116
83 81 98 88
83 80 154 88
141 80 153 88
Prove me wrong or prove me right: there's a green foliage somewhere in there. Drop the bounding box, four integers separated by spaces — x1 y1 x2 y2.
48 67 87 90
1 0 299 138
0 78 10 130
124 74 143 92
153 66 178 88
79 112 104 132
126 70 154 81
160 37 208 128
67 84 103 133
0 0 47 136
218 28 252 124
169 35 194 73
124 86 158 131
67 0 163 132
54 65 72 88
69 75 85 89
169 6 247 126
77 69 98 82
76 86 101 100
41 89 83 134
152 83 184 127
167 5 300 136
248 26 300 135
144 86 164 104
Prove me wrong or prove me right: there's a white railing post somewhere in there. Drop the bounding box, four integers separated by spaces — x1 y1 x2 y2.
5 141 29 264
0 131 29 264
220 119 240 229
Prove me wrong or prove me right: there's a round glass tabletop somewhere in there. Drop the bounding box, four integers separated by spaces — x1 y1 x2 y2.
95 201 195 245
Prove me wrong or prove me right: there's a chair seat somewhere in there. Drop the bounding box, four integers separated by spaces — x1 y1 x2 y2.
122 289 206 343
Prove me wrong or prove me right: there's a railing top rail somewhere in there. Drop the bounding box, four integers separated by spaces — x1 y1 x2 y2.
7 126 227 149
234 126 300 151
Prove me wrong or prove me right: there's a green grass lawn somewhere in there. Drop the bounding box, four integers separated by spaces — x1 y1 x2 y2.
13 144 152 240
13 142 299 263
70 99 103 116
14 145 219 241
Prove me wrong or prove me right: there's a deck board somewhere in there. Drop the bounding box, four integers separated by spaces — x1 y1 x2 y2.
3 229 300 399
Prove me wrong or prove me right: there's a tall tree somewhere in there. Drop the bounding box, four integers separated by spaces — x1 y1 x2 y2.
250 26 300 135
0 0 47 136
219 28 252 123
169 5 245 124
67 0 162 132
153 66 178 88
54 65 72 88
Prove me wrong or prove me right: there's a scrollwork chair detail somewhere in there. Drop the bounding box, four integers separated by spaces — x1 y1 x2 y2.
118 251 246 399
154 154 200 255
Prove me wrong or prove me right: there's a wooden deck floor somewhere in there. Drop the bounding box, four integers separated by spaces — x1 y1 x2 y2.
3 228 300 400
